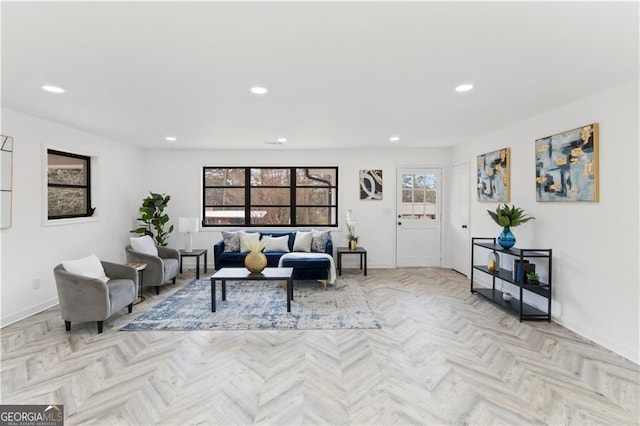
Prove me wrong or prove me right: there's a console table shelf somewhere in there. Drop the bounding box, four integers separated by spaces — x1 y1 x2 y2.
471 237 552 322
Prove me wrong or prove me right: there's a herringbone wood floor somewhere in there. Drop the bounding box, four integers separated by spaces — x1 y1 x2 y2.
1 268 638 425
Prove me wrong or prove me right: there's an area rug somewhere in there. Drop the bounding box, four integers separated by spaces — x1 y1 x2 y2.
121 278 380 330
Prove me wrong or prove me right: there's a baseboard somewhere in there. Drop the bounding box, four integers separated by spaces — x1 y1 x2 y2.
0 296 59 328
554 316 639 365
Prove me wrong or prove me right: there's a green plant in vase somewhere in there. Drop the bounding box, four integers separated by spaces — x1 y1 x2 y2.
487 204 535 249
526 271 540 285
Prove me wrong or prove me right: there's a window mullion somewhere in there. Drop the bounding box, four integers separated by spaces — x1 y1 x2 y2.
290 167 296 225
245 167 251 226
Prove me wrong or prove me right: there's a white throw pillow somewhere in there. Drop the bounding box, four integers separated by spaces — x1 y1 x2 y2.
263 235 290 252
62 254 109 283
293 231 313 252
239 231 260 252
130 235 158 256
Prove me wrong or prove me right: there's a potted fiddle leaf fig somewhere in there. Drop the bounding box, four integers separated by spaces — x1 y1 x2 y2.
133 191 174 246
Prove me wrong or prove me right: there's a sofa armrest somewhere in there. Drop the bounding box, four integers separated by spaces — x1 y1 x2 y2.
213 240 225 270
125 246 164 285
53 265 110 320
102 261 137 282
325 236 334 257
158 246 179 261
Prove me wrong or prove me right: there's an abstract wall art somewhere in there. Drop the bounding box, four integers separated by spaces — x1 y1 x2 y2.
535 123 599 202
359 169 382 200
0 135 13 229
477 148 510 202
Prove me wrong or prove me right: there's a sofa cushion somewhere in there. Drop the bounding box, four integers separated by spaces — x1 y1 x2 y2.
263 235 290 252
130 235 158 256
163 258 179 282
293 231 313 252
281 257 331 269
311 229 330 253
222 231 240 253
217 252 248 267
62 254 109 283
239 231 260 252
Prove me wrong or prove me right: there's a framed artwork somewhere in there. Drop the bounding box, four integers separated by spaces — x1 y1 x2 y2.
477 148 510 202
535 123 599 202
359 169 382 200
1 135 13 228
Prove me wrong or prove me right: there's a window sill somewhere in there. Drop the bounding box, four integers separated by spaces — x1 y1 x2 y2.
43 216 100 227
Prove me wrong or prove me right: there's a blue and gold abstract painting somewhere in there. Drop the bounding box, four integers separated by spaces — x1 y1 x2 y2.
535 123 599 202
477 148 510 202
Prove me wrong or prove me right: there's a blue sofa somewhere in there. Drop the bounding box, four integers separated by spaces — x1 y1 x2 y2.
213 231 333 281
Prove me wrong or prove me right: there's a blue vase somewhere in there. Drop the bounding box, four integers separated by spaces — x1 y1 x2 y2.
497 227 516 249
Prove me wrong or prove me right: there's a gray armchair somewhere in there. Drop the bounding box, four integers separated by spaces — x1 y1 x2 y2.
53 261 137 334
125 245 179 294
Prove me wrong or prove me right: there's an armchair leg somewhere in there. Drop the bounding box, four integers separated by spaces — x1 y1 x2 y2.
318 279 328 290
128 303 133 313
97 321 104 334
65 321 71 332
156 286 160 295
172 277 176 284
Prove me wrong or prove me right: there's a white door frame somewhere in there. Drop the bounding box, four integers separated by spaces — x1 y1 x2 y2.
395 166 445 267
448 160 471 276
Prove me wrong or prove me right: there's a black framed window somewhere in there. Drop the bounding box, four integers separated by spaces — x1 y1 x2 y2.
203 167 338 227
47 149 94 219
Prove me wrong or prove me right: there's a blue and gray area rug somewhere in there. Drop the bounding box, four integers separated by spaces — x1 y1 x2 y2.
122 278 380 331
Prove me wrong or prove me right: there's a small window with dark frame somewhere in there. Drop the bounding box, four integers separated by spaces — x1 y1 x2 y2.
47 149 94 219
203 167 338 227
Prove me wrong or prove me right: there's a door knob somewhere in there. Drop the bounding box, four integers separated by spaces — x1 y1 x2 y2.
398 222 402 225
462 225 468 229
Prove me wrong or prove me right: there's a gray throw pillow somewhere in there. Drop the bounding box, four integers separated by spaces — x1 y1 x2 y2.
222 231 240 253
311 229 330 253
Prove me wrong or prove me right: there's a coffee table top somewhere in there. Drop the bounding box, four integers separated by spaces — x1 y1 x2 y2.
211 267 293 280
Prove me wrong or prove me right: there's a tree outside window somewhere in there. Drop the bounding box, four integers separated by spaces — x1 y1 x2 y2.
47 149 93 219
203 167 337 227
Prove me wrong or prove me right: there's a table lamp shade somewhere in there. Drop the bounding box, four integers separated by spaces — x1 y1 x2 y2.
178 217 199 233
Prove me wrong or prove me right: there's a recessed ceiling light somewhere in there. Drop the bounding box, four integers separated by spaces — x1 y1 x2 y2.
42 85 65 93
455 84 474 92
165 136 177 142
250 86 268 95
277 138 287 143
389 136 400 143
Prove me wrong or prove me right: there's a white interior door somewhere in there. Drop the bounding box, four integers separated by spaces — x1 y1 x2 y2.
449 162 470 276
396 168 441 267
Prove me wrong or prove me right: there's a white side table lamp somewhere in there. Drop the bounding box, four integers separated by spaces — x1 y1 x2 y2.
178 217 199 252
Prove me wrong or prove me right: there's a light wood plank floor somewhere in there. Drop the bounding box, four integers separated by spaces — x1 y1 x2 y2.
1 268 638 425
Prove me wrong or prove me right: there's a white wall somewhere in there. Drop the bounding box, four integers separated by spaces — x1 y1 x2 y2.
141 147 450 269
452 79 640 364
0 109 144 326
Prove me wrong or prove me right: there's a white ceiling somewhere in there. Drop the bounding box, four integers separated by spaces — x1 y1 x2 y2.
2 1 638 150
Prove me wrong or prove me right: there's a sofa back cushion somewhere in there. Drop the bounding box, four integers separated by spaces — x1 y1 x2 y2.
130 235 158 256
221 231 240 253
263 235 290 252
238 231 261 252
293 231 313 252
311 229 330 253
62 254 109 283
